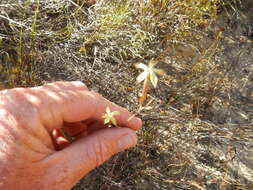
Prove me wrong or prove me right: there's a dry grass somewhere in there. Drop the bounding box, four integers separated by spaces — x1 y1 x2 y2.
1 0 253 189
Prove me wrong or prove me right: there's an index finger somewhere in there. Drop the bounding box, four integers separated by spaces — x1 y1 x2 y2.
61 90 142 130
34 82 142 131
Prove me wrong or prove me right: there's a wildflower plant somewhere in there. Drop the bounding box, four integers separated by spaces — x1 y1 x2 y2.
135 60 165 104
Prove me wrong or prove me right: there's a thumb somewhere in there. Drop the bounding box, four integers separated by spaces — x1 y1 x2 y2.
44 128 137 188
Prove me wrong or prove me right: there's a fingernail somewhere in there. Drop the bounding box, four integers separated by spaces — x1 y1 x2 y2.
136 117 142 124
133 117 142 129
128 116 142 129
118 133 137 150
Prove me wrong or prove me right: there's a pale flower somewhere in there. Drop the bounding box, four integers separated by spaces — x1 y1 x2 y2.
135 60 165 88
102 107 119 126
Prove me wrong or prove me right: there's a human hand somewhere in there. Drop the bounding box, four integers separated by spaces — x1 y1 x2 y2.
0 81 142 190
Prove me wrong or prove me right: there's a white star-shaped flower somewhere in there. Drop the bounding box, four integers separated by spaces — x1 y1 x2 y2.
135 60 165 88
102 107 119 126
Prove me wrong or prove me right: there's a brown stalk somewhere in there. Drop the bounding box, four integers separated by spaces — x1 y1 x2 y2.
139 75 149 106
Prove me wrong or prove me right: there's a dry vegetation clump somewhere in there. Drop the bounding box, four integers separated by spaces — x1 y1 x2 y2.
0 0 220 87
1 0 253 189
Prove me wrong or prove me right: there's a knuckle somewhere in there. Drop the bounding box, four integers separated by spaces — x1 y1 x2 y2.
90 91 104 104
71 81 88 90
94 141 106 166
121 107 128 114
90 137 109 166
90 90 101 97
2 88 40 121
42 81 89 91
42 81 63 90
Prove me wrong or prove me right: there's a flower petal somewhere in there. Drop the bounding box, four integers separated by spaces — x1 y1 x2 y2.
113 111 120 116
148 60 158 69
137 72 149 83
135 63 148 71
104 118 110 125
111 118 117 126
150 71 158 88
154 68 165 76
106 107 110 114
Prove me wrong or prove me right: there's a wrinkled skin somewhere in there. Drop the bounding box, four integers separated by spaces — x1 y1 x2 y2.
0 81 142 190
